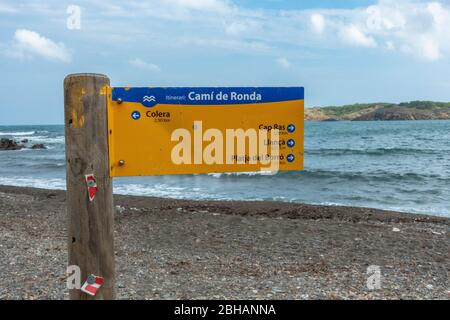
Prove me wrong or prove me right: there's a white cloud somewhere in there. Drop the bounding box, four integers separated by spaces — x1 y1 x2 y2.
183 37 271 52
336 0 450 60
385 41 395 50
237 0 450 61
173 0 233 14
290 1 450 61
421 39 441 61
310 13 325 34
0 3 18 13
225 20 257 36
339 25 377 48
276 57 291 69
402 38 442 61
98 0 234 17
129 58 161 72
6 0 449 62
10 29 71 62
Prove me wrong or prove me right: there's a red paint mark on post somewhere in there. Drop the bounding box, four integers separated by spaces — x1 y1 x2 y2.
85 174 98 201
81 274 104 296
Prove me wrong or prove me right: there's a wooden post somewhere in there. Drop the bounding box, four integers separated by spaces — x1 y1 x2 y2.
64 73 115 300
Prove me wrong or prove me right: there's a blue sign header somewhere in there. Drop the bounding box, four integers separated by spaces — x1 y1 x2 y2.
112 87 304 108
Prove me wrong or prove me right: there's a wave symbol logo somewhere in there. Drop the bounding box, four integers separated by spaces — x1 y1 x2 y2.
143 95 156 102
141 94 158 107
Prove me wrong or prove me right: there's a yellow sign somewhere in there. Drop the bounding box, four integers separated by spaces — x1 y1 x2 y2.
107 87 304 177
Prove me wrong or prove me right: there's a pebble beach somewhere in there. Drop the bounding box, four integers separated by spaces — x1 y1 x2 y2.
0 185 448 300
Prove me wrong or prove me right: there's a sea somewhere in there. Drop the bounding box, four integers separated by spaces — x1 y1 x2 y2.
0 121 449 217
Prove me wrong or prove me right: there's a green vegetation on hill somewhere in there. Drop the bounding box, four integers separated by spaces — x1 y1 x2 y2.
305 101 450 121
397 101 450 110
319 103 392 117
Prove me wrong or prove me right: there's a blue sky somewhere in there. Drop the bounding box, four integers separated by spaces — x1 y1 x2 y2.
0 0 450 125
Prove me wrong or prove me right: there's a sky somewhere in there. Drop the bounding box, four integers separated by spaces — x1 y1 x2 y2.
0 0 450 125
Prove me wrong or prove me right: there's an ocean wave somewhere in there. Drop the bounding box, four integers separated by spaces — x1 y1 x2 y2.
113 183 267 201
0 177 447 216
25 162 66 169
20 135 65 144
114 183 192 199
203 169 447 184
0 177 66 190
0 131 35 136
289 169 447 183
207 171 274 178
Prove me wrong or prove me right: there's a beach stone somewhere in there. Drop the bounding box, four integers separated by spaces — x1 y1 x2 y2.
115 205 126 214
0 186 449 300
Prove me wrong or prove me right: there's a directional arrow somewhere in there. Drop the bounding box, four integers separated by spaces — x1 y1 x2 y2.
131 111 141 120
287 124 295 133
287 139 295 147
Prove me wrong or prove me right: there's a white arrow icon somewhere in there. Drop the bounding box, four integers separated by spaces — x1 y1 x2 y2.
132 111 140 119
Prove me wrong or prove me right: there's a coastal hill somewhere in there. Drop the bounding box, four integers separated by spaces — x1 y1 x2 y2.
305 101 450 121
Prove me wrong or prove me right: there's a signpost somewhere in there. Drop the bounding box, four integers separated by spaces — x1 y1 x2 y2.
64 74 115 300
107 87 304 176
64 74 304 300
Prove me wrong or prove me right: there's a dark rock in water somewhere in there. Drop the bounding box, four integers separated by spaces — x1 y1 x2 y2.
31 143 46 149
0 139 46 150
322 118 339 122
0 138 25 151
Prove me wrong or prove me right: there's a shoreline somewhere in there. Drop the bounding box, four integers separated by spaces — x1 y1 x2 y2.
0 185 448 299
1 184 449 222
0 183 447 219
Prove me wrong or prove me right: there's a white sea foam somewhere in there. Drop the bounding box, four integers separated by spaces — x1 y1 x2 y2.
0 177 447 216
0 131 35 136
113 183 267 202
0 177 66 190
20 135 64 144
114 183 193 199
207 171 270 178
0 179 202 200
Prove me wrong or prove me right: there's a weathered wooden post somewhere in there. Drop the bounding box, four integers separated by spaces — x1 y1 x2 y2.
64 73 115 300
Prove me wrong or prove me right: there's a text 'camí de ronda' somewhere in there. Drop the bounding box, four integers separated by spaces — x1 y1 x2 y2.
187 91 262 102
